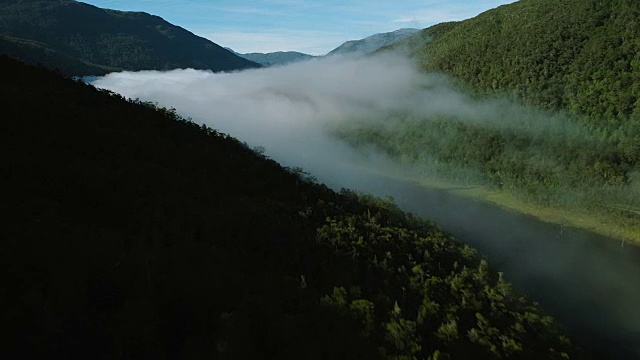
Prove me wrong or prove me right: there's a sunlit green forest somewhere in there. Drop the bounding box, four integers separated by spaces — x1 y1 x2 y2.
348 0 640 230
410 0 640 127
1 55 584 359
333 107 640 228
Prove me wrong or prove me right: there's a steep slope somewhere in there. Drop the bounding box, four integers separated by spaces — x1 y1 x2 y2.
338 0 640 241
327 28 420 57
0 34 119 75
228 48 317 66
0 0 260 75
407 0 640 127
1 55 582 359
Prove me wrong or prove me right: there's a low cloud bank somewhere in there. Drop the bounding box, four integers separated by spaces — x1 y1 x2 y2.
92 54 421 175
91 53 546 183
93 53 579 183
92 54 640 358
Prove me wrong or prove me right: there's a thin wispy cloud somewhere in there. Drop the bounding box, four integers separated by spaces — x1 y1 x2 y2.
392 9 465 24
81 0 518 54
221 6 289 17
205 30 347 54
391 1 509 25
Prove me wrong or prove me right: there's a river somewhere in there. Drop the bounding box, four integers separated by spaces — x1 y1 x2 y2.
89 69 640 359
314 164 640 360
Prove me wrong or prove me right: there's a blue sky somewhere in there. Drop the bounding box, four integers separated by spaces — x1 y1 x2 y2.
81 0 517 55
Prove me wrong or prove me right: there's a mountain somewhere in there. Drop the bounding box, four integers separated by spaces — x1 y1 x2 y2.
227 48 317 66
401 0 640 127
327 28 420 57
223 28 422 66
0 0 260 75
338 0 640 243
2 54 581 359
0 33 118 75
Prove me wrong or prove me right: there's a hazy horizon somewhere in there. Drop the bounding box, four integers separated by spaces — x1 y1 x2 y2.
80 0 518 55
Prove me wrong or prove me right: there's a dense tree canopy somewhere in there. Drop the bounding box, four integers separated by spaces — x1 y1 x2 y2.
0 0 260 75
354 0 640 233
1 56 583 359
406 0 640 128
333 107 640 229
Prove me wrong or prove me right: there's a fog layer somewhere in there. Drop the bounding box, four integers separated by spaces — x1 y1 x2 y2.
94 55 407 174
92 54 565 182
93 54 640 359
93 55 640 358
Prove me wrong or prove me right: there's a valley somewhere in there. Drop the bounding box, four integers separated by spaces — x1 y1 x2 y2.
2 0 639 359
312 164 640 360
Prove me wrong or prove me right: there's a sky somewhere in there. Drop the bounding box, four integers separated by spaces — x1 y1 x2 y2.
80 0 517 55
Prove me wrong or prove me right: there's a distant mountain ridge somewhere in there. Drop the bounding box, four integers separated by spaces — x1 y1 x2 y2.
0 0 260 75
225 28 422 66
327 28 420 57
227 48 317 66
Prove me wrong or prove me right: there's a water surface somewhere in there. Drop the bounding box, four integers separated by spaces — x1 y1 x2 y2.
317 165 640 360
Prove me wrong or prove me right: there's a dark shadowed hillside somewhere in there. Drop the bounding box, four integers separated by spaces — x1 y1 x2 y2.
1 55 583 359
0 0 259 75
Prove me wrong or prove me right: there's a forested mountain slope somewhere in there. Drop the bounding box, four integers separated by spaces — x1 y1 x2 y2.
1 55 582 359
341 0 640 239
0 0 259 75
407 0 640 127
0 33 118 75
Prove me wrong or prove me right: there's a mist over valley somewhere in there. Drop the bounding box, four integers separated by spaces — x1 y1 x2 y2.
4 0 640 359
92 51 640 359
